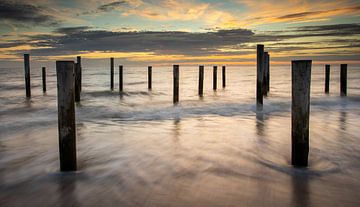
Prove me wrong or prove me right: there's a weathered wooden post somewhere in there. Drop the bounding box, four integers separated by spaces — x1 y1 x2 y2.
256 45 264 110
24 54 31 98
148 66 152 90
291 60 312 167
110 57 114 90
213 66 217 90
42 67 46 92
199 65 204 96
56 61 77 171
173 65 179 104
75 63 81 102
340 64 347 96
266 53 270 92
263 52 269 96
222 66 226 88
325 65 330 93
77 56 82 92
119 65 123 92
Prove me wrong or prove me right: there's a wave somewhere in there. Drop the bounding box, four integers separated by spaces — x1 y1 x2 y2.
84 90 165 98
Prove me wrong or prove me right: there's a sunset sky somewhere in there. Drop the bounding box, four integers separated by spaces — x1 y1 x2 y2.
0 0 359 67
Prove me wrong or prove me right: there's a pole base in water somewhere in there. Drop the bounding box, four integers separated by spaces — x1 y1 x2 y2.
291 143 309 167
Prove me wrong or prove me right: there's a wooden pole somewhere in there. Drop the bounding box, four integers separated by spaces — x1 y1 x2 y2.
256 45 264 110
110 57 114 90
199 65 204 96
75 63 81 102
291 60 312 167
263 52 269 96
213 66 217 91
77 56 82 92
148 66 152 90
340 64 347 96
42 67 46 92
24 54 31 98
267 53 270 92
325 65 330 94
222 66 226 88
56 61 77 171
119 65 123 92
173 65 179 104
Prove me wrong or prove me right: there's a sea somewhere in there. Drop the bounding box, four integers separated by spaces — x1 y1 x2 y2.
0 64 360 206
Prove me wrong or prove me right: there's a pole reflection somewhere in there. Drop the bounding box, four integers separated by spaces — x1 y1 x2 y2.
57 174 79 207
291 171 310 207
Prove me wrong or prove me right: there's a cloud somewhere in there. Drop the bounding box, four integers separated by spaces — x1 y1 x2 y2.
252 23 360 42
294 23 360 34
238 0 360 26
277 12 322 20
97 1 127 12
276 6 360 21
0 0 60 26
124 0 210 21
82 0 131 14
21 27 255 57
55 26 93 34
18 23 357 55
0 42 26 49
80 0 239 30
1 23 359 64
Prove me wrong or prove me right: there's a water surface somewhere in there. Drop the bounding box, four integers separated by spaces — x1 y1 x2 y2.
1 64 360 206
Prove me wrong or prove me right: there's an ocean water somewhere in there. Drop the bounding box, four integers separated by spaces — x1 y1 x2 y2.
0 64 360 207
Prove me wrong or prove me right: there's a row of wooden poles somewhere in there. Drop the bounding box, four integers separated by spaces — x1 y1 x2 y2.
257 45 348 167
23 55 345 102
24 55 83 101
110 59 227 102
22 44 349 171
24 56 228 102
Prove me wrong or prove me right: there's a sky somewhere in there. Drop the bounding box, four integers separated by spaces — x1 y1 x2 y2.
0 0 359 67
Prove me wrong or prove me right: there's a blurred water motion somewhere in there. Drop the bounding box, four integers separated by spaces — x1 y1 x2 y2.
1 65 360 206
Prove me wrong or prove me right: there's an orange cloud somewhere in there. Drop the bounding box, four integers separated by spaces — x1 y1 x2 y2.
46 51 155 60
237 0 360 26
99 0 241 30
108 0 360 29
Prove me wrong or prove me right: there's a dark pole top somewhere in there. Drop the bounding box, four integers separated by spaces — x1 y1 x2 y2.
292 60 312 63
56 61 75 64
56 61 75 69
257 44 264 49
